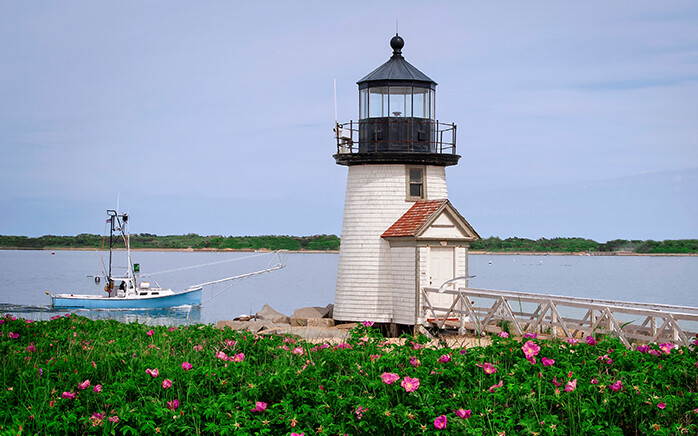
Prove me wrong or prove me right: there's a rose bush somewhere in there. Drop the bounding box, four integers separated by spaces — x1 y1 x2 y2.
0 313 696 435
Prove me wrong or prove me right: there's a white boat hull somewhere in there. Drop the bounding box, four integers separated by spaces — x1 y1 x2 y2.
51 287 202 309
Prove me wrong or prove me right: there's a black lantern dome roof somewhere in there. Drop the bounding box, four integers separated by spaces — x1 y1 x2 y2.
357 34 436 89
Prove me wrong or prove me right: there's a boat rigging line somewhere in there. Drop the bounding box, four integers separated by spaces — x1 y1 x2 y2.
196 251 288 305
138 252 277 278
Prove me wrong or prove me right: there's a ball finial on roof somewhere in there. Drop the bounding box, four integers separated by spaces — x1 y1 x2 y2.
390 34 404 56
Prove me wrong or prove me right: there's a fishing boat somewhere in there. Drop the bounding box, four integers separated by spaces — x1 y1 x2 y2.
49 209 285 309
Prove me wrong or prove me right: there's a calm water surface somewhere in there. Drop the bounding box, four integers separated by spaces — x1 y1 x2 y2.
0 250 695 325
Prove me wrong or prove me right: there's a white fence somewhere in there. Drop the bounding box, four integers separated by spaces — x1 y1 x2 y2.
421 287 698 347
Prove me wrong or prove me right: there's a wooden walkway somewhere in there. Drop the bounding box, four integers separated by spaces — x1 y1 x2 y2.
420 287 698 347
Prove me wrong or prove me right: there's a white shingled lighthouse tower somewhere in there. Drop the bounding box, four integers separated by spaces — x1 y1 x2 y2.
333 34 479 327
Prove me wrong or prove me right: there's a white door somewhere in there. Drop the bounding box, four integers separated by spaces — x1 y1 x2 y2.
429 247 456 316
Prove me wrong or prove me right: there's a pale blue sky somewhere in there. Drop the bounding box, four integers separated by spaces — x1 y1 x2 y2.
1 1 696 242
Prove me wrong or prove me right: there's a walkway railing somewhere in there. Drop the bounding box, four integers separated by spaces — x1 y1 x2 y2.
420 287 698 347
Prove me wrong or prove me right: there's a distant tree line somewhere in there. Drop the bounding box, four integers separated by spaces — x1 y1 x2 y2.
0 234 696 254
0 234 341 251
469 237 698 254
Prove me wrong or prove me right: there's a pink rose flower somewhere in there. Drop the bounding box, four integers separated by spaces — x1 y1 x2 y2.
585 336 597 346
564 379 577 392
488 380 503 393
522 341 541 360
89 412 104 427
162 379 172 389
434 415 447 429
657 402 666 409
659 343 674 354
401 376 420 393
610 380 623 392
251 401 267 413
498 331 509 338
93 384 102 393
381 372 400 385
62 391 76 399
456 409 472 419
145 368 159 378
167 399 179 410
231 352 245 362
541 357 555 367
483 362 497 375
146 330 154 336
182 361 193 371
362 321 374 327
77 379 90 390
215 351 228 360
108 415 119 423
438 354 451 364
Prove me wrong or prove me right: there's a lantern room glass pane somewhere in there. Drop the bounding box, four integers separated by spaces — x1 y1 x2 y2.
413 88 427 118
389 86 411 117
359 88 369 119
429 89 436 120
368 87 388 118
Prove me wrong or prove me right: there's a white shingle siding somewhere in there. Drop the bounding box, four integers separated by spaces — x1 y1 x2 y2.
334 164 447 323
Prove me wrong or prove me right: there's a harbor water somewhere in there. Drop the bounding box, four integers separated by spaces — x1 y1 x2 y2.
0 250 696 325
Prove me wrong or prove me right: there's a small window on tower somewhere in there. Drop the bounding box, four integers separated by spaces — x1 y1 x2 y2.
407 167 425 200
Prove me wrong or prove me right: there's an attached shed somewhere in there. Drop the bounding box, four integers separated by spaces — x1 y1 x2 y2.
381 199 480 325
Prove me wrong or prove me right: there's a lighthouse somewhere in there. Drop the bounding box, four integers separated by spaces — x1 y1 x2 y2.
333 34 479 328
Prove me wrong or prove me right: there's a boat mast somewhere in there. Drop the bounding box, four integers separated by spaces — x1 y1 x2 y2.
107 209 117 281
122 213 133 288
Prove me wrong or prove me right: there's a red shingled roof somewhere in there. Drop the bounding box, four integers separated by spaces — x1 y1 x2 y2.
381 199 448 238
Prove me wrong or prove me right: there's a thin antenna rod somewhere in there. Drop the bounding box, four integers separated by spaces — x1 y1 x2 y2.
396 19 398 34
333 78 338 123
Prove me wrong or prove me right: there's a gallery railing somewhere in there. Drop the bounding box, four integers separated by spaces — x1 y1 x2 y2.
335 119 456 155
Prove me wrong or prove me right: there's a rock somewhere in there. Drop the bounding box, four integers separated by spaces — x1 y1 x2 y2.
290 318 335 328
324 303 334 319
309 318 335 328
255 304 290 324
259 326 350 341
291 306 331 320
216 319 280 333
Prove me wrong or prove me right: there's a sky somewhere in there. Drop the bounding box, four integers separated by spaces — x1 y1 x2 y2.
1 1 697 242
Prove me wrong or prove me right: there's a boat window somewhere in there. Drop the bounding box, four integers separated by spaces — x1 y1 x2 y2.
151 292 159 295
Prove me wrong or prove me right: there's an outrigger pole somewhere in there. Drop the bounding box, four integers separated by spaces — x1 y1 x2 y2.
192 251 288 304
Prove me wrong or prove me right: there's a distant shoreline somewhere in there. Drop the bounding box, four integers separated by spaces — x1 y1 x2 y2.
1 247 696 257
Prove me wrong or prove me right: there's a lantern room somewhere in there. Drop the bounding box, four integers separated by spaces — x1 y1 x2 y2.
334 34 459 166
